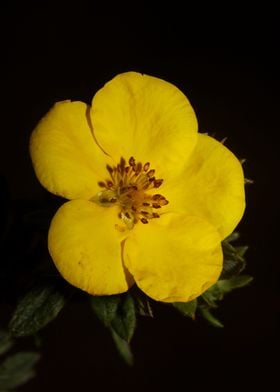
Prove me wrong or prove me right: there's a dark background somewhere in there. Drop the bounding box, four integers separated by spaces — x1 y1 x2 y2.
1 2 279 391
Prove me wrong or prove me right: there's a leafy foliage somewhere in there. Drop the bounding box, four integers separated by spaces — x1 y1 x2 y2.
0 351 40 391
173 299 197 318
0 331 14 357
172 232 253 327
90 293 136 363
220 232 248 279
9 279 72 337
90 295 120 327
111 330 134 366
0 330 39 391
111 294 136 342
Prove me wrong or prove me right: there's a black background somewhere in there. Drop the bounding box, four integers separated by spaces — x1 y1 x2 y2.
1 2 279 391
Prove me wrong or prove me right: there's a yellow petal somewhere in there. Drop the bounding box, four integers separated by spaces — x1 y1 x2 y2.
90 72 198 179
123 213 222 303
162 134 245 239
48 200 133 295
30 101 110 200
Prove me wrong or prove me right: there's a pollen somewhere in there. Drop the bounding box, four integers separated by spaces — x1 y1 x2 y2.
93 157 169 229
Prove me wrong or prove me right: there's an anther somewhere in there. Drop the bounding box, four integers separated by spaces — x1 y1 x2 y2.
152 194 162 200
95 156 168 229
147 169 155 178
143 162 150 171
136 162 142 174
106 164 113 174
154 179 163 188
120 157 126 173
98 181 106 188
141 218 149 224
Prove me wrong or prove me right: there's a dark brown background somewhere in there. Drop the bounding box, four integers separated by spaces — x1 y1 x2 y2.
1 2 279 391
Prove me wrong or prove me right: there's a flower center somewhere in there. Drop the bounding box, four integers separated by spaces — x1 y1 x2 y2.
93 157 169 229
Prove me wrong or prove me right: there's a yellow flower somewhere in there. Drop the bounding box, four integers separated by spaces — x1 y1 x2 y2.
30 72 245 303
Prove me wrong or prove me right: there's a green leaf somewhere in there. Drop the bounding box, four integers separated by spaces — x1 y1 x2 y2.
217 275 253 294
202 284 223 307
111 294 136 342
221 238 248 279
90 295 120 327
0 331 14 357
0 352 40 390
199 308 224 328
222 245 246 275
173 299 197 318
220 257 245 279
111 329 134 366
9 281 69 337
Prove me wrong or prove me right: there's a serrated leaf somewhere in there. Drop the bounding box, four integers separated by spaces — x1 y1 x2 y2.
90 295 120 327
0 352 40 389
9 281 69 337
111 294 136 342
199 307 224 328
111 329 134 366
0 331 14 357
173 299 197 318
217 275 253 294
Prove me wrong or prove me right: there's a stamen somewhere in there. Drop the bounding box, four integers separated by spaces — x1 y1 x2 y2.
143 162 150 171
120 157 126 173
147 169 155 177
152 194 162 200
141 218 149 224
154 179 163 188
98 181 106 188
106 164 113 174
95 156 168 229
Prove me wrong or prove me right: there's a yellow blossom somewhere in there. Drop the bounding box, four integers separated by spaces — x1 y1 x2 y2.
30 72 245 302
